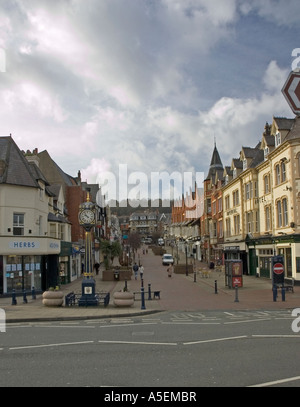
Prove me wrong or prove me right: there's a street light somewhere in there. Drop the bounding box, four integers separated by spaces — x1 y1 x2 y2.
185 241 188 276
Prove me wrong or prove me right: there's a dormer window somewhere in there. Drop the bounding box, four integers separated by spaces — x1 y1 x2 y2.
243 159 247 171
275 132 281 147
264 147 269 159
233 168 237 178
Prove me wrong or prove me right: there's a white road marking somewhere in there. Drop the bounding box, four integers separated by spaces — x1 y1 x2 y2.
98 340 177 346
224 318 271 325
9 341 94 350
183 336 248 345
249 376 300 387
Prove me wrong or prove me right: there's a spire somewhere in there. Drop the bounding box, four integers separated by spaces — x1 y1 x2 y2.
206 142 223 181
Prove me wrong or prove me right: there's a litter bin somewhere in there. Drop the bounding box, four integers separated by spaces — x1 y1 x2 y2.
114 270 120 280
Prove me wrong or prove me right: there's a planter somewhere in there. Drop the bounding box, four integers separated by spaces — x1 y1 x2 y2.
42 290 64 307
113 291 134 307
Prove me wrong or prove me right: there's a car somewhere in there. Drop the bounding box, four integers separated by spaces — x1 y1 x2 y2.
162 254 174 266
158 238 164 246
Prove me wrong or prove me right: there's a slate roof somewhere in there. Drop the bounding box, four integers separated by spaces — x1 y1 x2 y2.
0 136 39 188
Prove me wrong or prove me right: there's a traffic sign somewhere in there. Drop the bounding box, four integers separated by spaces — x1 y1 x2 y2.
273 263 284 275
282 70 300 116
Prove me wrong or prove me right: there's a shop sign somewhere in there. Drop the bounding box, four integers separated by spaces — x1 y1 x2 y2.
9 241 40 249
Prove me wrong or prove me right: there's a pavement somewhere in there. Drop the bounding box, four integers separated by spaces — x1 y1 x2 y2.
1 246 300 323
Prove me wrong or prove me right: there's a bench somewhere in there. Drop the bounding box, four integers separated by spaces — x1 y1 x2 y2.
284 278 295 293
133 290 161 300
98 292 110 307
65 292 76 306
65 291 110 306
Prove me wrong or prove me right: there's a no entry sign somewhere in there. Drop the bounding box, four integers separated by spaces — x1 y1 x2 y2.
273 263 284 275
272 256 284 286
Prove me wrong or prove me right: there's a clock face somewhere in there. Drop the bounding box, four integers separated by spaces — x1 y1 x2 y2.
79 209 95 224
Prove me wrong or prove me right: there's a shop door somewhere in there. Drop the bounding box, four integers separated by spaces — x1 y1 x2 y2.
249 249 257 276
0 256 3 294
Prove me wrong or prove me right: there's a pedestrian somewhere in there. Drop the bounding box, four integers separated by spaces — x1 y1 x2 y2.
139 264 144 280
133 262 139 280
167 264 173 278
94 262 100 276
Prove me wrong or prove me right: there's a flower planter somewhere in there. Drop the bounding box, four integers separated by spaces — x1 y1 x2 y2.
113 291 134 307
42 290 64 307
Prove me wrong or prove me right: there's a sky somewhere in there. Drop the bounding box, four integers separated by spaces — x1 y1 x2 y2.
0 0 300 202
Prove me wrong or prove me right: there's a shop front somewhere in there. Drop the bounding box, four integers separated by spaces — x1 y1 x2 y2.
246 234 300 282
0 237 61 295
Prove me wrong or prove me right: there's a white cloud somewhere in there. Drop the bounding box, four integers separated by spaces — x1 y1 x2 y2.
0 0 298 189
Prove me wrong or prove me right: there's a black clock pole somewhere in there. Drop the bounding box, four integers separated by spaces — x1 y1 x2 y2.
78 190 98 306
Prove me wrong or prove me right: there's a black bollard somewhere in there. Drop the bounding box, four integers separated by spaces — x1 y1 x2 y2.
31 286 36 300
11 289 17 306
281 286 286 302
23 290 28 304
141 286 146 310
272 285 277 302
215 280 218 294
148 283 152 300
234 284 239 303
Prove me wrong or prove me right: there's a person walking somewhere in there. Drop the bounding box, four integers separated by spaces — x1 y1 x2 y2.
139 264 144 280
167 264 173 278
133 262 139 280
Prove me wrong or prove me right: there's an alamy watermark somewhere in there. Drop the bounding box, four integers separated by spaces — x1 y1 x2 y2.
0 308 6 333
0 48 6 73
291 308 300 333
96 164 204 216
292 48 300 71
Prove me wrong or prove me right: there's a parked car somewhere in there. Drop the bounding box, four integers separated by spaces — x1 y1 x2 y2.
158 238 164 246
144 237 152 244
162 254 174 266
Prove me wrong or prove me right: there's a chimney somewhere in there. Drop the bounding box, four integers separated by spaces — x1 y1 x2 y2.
25 148 40 167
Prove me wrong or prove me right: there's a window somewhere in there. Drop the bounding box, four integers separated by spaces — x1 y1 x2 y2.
225 195 230 210
246 212 253 233
264 174 270 194
219 220 223 238
277 200 282 228
275 164 281 185
13 213 24 236
225 218 231 237
245 182 253 200
218 197 222 212
234 215 240 235
275 132 281 147
265 206 271 231
283 198 288 226
281 162 286 182
233 190 239 207
264 147 269 159
243 159 247 171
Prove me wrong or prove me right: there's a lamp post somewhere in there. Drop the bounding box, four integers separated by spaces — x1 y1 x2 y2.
185 241 188 276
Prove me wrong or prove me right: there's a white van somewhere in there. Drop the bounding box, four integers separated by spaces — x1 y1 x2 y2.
158 238 164 246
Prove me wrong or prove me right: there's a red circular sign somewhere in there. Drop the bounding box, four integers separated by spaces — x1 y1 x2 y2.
273 263 284 275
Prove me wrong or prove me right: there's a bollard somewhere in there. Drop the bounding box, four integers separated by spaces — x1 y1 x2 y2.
272 285 277 302
194 270 196 283
215 280 218 294
31 286 36 300
23 290 28 304
148 283 152 300
281 286 286 302
141 286 146 310
11 289 17 306
234 284 239 303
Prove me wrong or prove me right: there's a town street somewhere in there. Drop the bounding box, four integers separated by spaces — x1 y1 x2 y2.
0 310 299 387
